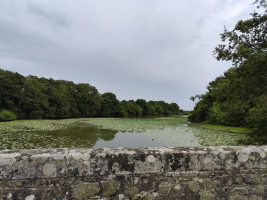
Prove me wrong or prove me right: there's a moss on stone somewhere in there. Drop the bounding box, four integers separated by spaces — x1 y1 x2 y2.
146 192 154 200
126 187 138 197
188 181 200 193
205 180 216 191
6 181 23 188
251 175 261 184
133 192 154 200
72 182 100 200
226 177 234 186
253 186 265 195
231 187 248 195
103 180 119 197
234 177 243 185
199 191 215 200
229 196 248 200
158 182 171 193
249 195 263 200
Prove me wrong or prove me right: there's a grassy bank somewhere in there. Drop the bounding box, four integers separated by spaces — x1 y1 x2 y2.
170 115 189 118
199 124 253 134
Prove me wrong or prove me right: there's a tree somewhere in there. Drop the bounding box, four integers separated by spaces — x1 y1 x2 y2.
135 104 143 116
155 104 164 116
157 101 171 116
148 105 157 116
213 7 267 65
136 99 150 116
75 83 100 117
254 0 267 8
98 92 120 117
121 101 136 116
0 69 26 117
117 103 128 117
22 76 49 118
170 103 180 115
190 1 267 133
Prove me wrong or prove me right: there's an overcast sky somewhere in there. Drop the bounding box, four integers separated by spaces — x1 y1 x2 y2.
0 0 258 110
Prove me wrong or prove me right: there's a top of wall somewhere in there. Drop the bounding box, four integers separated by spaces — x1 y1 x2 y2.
0 146 267 180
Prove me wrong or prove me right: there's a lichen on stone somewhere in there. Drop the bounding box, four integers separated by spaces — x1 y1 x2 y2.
71 182 100 200
199 191 215 200
249 195 263 200
188 181 200 193
229 196 248 200
231 187 248 195
158 182 171 193
126 187 138 197
103 180 119 196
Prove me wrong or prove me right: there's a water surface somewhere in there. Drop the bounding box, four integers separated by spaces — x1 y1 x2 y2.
0 117 250 149
34 123 200 148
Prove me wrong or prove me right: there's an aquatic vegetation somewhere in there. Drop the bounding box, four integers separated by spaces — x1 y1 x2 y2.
0 117 251 150
0 132 75 150
80 118 250 146
79 117 188 132
0 119 81 132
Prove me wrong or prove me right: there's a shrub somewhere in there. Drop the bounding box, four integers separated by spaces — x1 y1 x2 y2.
0 109 17 121
247 95 267 134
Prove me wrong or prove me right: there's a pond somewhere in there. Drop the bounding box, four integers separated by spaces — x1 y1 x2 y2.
0 117 251 149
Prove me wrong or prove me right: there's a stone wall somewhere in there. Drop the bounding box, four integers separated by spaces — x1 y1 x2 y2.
0 146 267 200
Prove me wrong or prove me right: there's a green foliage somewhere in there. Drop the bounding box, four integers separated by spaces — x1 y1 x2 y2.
0 69 182 119
121 101 136 116
136 99 150 116
247 95 267 133
188 99 210 123
206 102 225 124
190 2 267 134
169 103 180 115
0 110 17 121
135 104 143 116
148 105 157 116
0 69 26 118
98 92 120 117
155 104 164 116
117 104 128 117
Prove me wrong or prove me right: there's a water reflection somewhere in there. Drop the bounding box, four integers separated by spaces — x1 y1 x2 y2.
34 123 200 148
34 124 117 148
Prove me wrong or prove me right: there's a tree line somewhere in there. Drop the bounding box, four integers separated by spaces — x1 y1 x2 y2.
189 0 267 134
0 69 185 120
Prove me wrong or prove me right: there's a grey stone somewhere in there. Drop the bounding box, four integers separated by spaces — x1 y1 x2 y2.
0 146 267 199
42 163 57 177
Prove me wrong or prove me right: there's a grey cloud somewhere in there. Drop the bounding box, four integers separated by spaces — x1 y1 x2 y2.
0 0 258 110
26 2 70 27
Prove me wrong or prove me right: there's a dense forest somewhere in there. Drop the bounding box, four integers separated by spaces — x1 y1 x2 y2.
0 69 185 121
189 0 267 134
